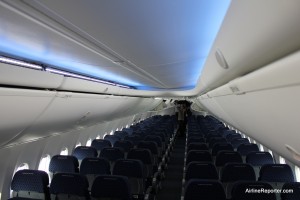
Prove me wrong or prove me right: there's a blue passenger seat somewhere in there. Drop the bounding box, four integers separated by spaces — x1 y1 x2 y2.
186 150 212 165
48 155 79 180
80 157 111 190
220 163 256 198
113 159 146 199
72 146 98 165
91 175 131 200
99 147 125 170
259 164 295 189
10 169 50 200
91 139 112 155
104 134 121 146
50 173 89 200
185 162 218 183
183 179 226 200
246 151 274 178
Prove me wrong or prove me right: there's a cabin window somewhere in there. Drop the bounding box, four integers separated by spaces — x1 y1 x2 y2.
60 147 69 155
110 130 113 135
102 133 108 139
86 138 92 146
252 140 257 144
116 128 119 131
16 163 29 172
259 144 264 151
295 166 300 181
268 149 273 157
75 142 82 148
38 155 51 173
279 156 286 164
38 155 51 181
96 135 101 139
126 124 129 128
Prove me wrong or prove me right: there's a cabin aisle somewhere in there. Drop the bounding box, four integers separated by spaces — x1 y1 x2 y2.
156 135 185 200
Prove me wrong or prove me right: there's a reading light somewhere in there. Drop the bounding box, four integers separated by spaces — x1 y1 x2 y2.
0 56 43 70
46 67 131 88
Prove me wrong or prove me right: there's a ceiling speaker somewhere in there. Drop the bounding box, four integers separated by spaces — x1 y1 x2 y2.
215 48 229 69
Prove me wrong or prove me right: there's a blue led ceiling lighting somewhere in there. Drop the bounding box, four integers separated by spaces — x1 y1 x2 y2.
0 0 231 90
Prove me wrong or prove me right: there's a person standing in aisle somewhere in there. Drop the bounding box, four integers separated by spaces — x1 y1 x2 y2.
177 104 186 136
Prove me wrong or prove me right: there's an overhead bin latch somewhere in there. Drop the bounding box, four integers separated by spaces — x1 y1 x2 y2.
229 86 245 95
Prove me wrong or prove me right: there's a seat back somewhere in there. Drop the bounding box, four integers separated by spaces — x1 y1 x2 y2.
237 143 259 156
49 155 79 179
80 158 111 190
11 169 49 200
186 150 212 165
215 151 243 167
221 163 256 198
114 131 128 139
99 147 125 171
212 143 234 156
259 164 295 183
231 138 250 149
208 137 228 148
91 175 131 200
72 146 97 165
104 135 121 146
187 143 209 153
127 148 153 178
187 136 205 145
91 139 112 155
246 152 274 166
50 173 89 200
113 159 145 198
226 134 241 142
185 162 218 181
184 180 226 200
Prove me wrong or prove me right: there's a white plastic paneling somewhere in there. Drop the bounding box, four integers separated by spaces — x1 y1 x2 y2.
0 88 56 147
0 63 64 89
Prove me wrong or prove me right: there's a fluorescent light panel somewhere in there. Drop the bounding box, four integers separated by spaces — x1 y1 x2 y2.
0 55 132 89
0 56 42 70
46 67 130 88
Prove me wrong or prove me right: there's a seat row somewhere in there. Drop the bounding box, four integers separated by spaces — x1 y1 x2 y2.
182 116 300 199
10 169 138 200
9 115 177 200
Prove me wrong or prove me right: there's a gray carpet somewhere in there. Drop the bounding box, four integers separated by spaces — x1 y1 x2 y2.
156 136 185 200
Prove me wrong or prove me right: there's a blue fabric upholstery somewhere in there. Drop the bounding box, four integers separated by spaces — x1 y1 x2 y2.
184 179 226 200
186 150 212 164
246 152 274 166
221 163 256 182
50 173 89 199
11 169 49 196
259 164 295 182
212 143 234 156
185 162 218 181
72 146 97 160
215 151 243 167
237 143 259 156
91 175 131 200
91 139 112 152
80 157 111 175
99 147 125 162
49 155 79 173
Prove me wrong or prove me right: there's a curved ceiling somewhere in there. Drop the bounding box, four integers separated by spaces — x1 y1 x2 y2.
0 0 230 90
